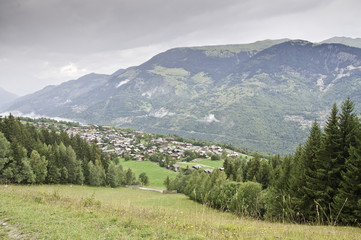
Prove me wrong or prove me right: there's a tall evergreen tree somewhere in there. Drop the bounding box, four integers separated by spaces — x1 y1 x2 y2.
246 154 261 181
306 104 342 221
336 97 359 183
301 120 322 220
333 142 361 225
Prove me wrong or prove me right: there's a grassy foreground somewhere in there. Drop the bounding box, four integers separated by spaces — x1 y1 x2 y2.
1 185 361 239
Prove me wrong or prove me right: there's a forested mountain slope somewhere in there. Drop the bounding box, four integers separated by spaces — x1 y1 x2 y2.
7 39 361 154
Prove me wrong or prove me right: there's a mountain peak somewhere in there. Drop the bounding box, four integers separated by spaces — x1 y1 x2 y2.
321 36 361 48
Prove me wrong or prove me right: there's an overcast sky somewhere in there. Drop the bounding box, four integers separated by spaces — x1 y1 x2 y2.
0 0 360 96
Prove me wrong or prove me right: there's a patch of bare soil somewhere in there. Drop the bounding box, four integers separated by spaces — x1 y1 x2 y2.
0 218 35 240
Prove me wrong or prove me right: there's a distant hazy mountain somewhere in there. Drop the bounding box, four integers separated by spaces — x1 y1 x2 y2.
7 39 361 154
321 36 361 48
0 88 18 111
8 73 112 116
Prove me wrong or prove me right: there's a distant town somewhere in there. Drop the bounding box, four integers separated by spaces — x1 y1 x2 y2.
29 119 244 171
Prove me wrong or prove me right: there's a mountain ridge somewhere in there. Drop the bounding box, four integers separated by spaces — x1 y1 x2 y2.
6 38 361 154
0 87 18 111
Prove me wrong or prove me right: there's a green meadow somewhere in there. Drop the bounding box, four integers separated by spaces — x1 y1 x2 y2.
1 184 361 239
118 158 178 189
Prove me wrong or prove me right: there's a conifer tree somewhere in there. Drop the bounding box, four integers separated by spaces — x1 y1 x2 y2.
301 120 322 219
288 144 303 203
309 103 341 219
246 154 260 181
46 145 61 184
336 97 359 184
333 143 361 225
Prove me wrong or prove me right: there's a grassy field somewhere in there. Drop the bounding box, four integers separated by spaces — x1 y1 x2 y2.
118 158 178 189
1 185 361 239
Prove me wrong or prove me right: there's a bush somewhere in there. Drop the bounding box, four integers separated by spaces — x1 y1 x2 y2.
231 181 263 218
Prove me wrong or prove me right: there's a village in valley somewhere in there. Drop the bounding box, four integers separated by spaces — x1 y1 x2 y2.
30 119 244 172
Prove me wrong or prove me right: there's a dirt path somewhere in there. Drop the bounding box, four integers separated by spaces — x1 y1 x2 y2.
138 187 163 193
0 218 34 240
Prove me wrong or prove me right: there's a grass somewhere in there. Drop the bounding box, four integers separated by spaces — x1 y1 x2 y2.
1 184 361 239
176 158 223 170
118 158 178 189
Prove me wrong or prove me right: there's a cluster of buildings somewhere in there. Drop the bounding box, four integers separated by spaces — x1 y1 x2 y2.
32 121 241 169
65 125 242 161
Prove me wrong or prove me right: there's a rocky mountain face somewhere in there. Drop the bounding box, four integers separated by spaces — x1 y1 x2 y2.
6 39 361 154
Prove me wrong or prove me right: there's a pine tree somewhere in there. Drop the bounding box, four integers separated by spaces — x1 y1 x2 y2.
333 143 361 225
301 120 322 220
305 103 341 221
336 97 359 183
246 154 260 181
46 145 61 184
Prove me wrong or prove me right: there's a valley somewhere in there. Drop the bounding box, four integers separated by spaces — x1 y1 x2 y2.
6 38 361 154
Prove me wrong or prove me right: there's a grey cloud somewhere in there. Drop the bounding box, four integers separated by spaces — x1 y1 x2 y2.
0 0 360 95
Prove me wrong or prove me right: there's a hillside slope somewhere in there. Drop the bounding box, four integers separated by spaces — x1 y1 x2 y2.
7 39 361 154
0 87 18 111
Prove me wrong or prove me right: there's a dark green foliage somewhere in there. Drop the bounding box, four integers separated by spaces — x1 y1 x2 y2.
333 144 361 225
139 172 149 186
183 150 199 162
300 120 322 220
261 98 361 225
0 116 134 188
163 176 171 190
0 132 10 172
246 154 261 181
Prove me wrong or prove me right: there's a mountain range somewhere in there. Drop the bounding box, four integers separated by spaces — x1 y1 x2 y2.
5 37 361 154
0 88 18 111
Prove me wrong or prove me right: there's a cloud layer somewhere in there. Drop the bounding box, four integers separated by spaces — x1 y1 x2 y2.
0 0 360 95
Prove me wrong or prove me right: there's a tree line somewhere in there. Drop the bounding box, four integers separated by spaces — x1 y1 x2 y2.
0 115 142 187
166 97 361 226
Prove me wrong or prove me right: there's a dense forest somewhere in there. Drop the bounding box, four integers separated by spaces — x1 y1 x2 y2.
167 97 361 226
0 115 139 187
